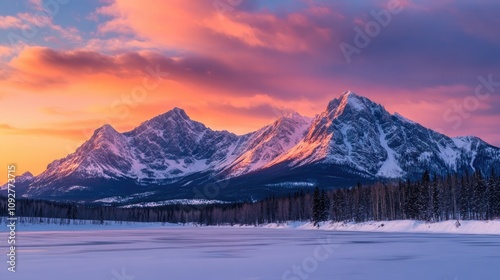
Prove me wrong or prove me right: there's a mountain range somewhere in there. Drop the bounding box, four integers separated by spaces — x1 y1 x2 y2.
3 91 499 206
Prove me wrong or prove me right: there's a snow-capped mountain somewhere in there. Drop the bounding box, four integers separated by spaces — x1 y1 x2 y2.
0 171 34 188
268 91 499 178
11 91 500 203
28 108 240 194
0 171 34 195
220 112 313 177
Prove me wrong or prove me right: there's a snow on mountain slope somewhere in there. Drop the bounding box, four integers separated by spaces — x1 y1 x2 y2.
30 108 243 193
450 136 495 172
264 91 500 178
123 107 240 180
221 112 313 177
267 91 390 172
376 123 404 178
0 171 34 191
20 91 500 200
34 124 136 183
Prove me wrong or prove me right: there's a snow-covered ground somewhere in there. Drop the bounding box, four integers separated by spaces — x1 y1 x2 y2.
1 220 500 279
259 219 500 235
10 219 500 235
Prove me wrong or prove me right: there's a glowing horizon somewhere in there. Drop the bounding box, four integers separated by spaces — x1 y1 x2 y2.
0 0 499 176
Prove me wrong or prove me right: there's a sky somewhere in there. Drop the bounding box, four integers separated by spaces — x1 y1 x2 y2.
0 0 499 176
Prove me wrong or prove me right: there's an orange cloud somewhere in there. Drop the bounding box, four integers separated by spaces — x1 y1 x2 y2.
0 45 14 57
0 123 87 140
95 0 336 56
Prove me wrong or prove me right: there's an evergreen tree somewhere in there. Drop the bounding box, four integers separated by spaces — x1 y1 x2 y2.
2 170 498 226
459 171 471 220
320 190 329 221
312 187 321 226
431 175 440 221
491 168 500 218
473 171 486 219
419 170 431 220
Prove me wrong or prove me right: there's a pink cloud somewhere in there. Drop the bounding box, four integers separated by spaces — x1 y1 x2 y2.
0 15 24 29
0 11 82 45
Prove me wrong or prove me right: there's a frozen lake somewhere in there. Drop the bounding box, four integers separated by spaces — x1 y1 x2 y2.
2 226 500 279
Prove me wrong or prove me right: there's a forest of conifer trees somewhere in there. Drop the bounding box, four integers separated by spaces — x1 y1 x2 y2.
1 170 499 226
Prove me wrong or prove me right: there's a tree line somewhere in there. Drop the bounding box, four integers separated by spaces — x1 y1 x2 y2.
1 170 499 226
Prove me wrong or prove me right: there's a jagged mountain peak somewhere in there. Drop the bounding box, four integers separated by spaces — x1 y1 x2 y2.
20 171 34 178
277 112 312 126
340 90 359 98
94 123 118 134
0 171 35 191
169 107 190 119
270 91 500 178
221 110 313 177
89 123 123 148
281 111 307 119
148 106 192 123
326 91 382 120
16 171 35 186
126 107 207 138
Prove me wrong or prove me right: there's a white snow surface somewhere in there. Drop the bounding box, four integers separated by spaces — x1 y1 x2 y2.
452 136 471 150
65 185 90 192
264 181 316 188
121 199 229 208
376 124 404 178
339 91 365 111
93 191 156 203
3 219 500 280
438 143 461 169
258 219 500 235
222 113 313 177
12 219 500 235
